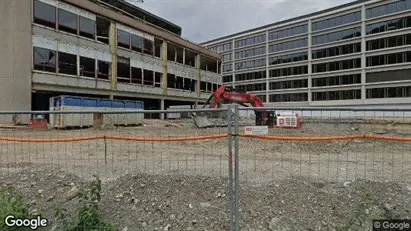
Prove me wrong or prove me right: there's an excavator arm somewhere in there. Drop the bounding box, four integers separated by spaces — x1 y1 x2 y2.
193 85 270 128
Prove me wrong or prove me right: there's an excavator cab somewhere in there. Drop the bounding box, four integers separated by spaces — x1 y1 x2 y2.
255 110 276 127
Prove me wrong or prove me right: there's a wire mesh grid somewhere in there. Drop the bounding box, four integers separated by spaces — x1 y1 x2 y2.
0 109 232 231
237 107 411 185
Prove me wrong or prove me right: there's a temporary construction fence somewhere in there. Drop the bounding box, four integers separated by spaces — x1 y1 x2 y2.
0 106 410 230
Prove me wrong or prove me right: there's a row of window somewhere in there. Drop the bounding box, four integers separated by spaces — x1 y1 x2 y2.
223 64 233 72
235 58 266 71
269 38 308 53
269 52 308 66
312 58 361 73
312 27 361 46
235 46 265 60
117 29 154 56
367 34 411 51
34 46 219 90
235 34 266 49
367 69 411 83
268 24 308 41
367 86 411 98
366 51 411 67
235 71 266 82
209 42 232 53
222 53 233 62
269 93 308 102
366 0 411 19
34 0 216 73
312 74 361 87
226 87 411 101
312 42 361 59
312 89 361 101
269 65 308 78
34 46 111 79
366 16 411 35
313 11 361 32
200 81 221 93
34 0 99 41
235 83 266 92
167 75 220 93
269 79 308 90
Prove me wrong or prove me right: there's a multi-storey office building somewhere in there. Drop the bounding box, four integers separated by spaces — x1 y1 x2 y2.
0 0 221 122
202 0 411 109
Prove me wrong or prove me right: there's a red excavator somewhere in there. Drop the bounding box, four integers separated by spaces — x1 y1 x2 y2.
192 85 301 129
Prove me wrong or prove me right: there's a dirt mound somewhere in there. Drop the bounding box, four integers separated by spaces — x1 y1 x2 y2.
1 167 410 230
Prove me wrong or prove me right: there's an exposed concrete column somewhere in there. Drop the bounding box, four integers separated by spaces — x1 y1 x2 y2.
265 29 269 103
361 5 366 101
307 19 312 104
232 38 235 88
109 22 118 99
160 98 165 120
162 41 168 95
183 48 186 65
196 54 201 97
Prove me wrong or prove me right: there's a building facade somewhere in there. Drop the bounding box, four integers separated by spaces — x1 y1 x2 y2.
202 0 411 109
0 0 221 122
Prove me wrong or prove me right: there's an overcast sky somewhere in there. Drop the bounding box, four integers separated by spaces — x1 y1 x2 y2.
126 0 355 44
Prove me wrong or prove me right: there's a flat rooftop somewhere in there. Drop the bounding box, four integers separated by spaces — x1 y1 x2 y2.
96 0 182 36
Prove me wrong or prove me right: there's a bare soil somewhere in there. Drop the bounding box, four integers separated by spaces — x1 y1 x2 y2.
0 119 411 230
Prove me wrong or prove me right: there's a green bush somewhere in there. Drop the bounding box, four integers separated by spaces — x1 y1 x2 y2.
55 175 116 231
0 186 31 230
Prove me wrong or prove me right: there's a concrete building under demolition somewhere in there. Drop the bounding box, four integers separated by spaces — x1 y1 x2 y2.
201 0 411 109
0 0 222 122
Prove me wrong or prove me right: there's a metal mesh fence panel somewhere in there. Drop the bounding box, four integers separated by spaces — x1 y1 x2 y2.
0 109 233 231
235 107 411 231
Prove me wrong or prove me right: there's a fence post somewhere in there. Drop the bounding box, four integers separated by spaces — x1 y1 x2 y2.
234 104 240 230
227 105 235 231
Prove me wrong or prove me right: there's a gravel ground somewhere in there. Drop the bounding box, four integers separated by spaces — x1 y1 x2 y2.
0 119 411 230
0 166 410 231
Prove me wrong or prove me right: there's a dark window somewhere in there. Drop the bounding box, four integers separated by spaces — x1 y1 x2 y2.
366 69 411 83
154 72 162 88
143 70 154 86
97 60 109 80
367 16 411 35
58 9 77 34
313 89 361 101
269 93 308 102
96 17 110 44
79 56 95 78
168 74 176 89
223 75 233 82
58 52 77 75
79 16 95 39
200 81 206 92
143 39 154 55
117 57 130 82
117 30 130 49
131 67 142 84
33 0 56 28
33 47 56 72
367 88 385 98
131 35 143 52
313 58 360 73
